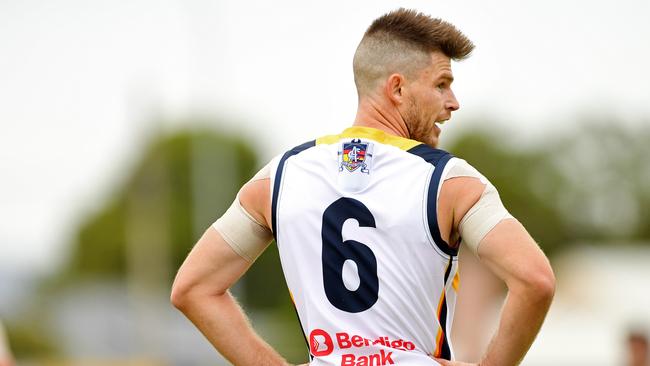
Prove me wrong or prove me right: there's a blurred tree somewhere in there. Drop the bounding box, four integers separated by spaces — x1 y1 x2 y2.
550 120 650 243
444 119 650 256
38 123 309 362
56 125 299 308
4 316 58 360
57 127 257 287
444 128 578 256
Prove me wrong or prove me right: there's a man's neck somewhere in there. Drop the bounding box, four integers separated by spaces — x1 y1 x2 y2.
353 95 410 139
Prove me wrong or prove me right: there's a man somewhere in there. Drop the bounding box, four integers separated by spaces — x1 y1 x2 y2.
171 8 555 366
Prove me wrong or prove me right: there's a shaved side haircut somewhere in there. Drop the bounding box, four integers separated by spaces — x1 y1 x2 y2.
353 8 475 96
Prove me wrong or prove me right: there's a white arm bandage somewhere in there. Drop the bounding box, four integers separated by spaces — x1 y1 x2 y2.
212 163 273 262
444 159 514 256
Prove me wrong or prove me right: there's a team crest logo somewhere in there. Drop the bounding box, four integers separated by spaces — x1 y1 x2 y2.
340 139 370 174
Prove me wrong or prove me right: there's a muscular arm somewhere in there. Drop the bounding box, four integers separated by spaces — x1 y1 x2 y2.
476 219 555 366
437 177 555 366
170 178 292 366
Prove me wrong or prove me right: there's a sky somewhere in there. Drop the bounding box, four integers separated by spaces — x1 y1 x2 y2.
1 0 649 272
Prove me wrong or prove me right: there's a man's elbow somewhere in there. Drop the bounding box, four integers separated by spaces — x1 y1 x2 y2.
170 276 228 311
170 275 205 311
170 280 191 311
527 262 556 304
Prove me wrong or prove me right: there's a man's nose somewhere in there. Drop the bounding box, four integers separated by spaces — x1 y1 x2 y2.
447 90 460 111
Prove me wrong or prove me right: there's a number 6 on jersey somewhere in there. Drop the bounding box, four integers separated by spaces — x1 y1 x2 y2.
321 197 379 313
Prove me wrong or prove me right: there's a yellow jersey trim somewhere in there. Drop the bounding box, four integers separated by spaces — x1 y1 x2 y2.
316 126 421 151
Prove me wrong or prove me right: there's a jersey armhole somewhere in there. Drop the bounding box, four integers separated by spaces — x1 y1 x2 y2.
270 140 316 242
266 154 282 236
425 154 458 257
406 144 459 257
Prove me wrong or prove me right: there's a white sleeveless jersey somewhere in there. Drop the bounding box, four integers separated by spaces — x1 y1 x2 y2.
269 126 461 366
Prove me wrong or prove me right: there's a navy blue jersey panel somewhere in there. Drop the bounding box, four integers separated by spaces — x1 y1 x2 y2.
407 144 450 166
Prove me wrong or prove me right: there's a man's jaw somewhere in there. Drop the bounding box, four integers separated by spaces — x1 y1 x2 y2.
433 122 442 136
433 116 451 135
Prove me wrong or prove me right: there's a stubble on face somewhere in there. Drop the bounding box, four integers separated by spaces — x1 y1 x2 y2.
400 53 454 148
403 95 439 148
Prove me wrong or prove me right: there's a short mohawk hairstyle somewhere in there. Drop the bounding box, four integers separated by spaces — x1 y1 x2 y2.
364 8 474 60
353 8 474 96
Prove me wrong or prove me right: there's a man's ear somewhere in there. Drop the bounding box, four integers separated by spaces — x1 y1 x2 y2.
384 73 405 105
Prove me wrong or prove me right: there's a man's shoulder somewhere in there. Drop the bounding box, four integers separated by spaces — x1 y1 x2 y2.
405 144 453 166
271 135 455 173
283 139 318 156
266 139 318 170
